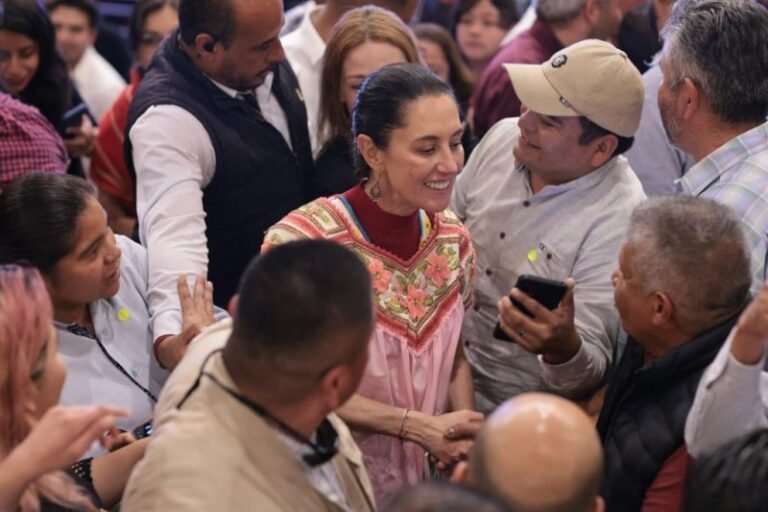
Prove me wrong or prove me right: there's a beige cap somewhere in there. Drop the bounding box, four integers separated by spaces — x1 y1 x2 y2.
503 39 644 137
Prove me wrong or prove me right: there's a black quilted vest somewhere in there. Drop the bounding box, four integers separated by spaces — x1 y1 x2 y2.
125 31 315 307
596 314 739 512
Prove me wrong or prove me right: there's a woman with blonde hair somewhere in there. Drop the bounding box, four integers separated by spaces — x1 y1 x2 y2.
314 5 421 196
0 265 144 511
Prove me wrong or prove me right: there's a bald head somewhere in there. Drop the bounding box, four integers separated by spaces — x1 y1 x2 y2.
468 393 604 512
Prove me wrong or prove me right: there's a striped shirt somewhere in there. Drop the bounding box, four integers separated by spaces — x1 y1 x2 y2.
677 121 768 294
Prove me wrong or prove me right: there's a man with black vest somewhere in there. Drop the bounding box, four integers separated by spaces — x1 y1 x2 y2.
597 196 752 512
126 0 315 368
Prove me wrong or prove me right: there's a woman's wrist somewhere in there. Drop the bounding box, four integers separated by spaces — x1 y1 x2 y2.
404 410 434 446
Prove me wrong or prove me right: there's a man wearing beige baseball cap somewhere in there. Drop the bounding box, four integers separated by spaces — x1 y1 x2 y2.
451 39 646 413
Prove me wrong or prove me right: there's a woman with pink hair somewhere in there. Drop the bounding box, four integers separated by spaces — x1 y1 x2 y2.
0 265 144 511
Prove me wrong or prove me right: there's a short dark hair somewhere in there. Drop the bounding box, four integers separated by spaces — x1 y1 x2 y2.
685 429 768 512
178 0 235 47
578 117 634 157
230 240 373 369
1 0 73 125
0 173 95 274
352 63 456 180
662 0 768 125
382 481 513 512
626 196 751 333
47 0 99 27
452 0 519 32
129 0 179 51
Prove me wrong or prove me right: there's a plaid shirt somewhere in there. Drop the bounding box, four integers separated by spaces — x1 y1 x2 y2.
678 121 768 294
0 93 68 186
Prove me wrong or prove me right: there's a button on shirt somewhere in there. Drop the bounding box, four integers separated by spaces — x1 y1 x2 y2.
451 118 646 408
282 3 326 156
677 121 768 295
130 73 290 339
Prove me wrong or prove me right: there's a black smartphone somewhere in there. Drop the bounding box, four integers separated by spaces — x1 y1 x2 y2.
60 102 91 138
131 420 153 440
492 275 568 342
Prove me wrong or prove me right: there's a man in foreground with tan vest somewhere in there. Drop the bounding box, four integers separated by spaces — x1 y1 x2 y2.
122 240 376 511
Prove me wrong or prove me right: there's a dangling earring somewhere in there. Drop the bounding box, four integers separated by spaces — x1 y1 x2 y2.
369 170 383 201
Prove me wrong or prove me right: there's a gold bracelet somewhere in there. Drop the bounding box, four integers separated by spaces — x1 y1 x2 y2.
398 408 411 439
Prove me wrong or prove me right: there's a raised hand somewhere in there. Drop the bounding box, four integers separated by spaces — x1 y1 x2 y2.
155 273 214 369
731 284 768 365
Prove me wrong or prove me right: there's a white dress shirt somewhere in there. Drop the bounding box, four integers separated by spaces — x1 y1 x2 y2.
71 46 126 120
451 118 646 409
685 331 768 457
130 72 291 339
282 4 326 156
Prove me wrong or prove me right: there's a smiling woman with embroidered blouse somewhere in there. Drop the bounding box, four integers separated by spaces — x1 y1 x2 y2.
264 63 481 503
0 173 216 450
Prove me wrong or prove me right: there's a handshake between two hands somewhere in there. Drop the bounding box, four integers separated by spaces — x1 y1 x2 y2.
422 410 485 473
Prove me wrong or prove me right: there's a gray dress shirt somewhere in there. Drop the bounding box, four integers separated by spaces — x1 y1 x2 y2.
451 118 646 411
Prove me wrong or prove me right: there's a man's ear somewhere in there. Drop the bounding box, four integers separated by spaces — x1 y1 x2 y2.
583 0 602 26
650 291 674 327
192 33 219 60
589 134 619 169
318 365 352 411
679 77 702 121
89 27 98 45
450 461 471 484
356 134 383 173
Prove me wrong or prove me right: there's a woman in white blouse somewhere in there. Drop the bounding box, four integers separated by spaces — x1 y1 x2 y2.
0 173 215 446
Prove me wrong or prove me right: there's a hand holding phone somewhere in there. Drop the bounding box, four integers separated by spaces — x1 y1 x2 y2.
61 103 96 157
492 275 582 364
493 275 568 342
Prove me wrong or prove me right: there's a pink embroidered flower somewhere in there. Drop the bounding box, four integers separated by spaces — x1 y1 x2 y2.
368 259 392 294
425 252 451 288
404 284 427 320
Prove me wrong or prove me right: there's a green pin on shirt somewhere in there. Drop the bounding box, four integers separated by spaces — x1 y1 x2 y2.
117 308 131 322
